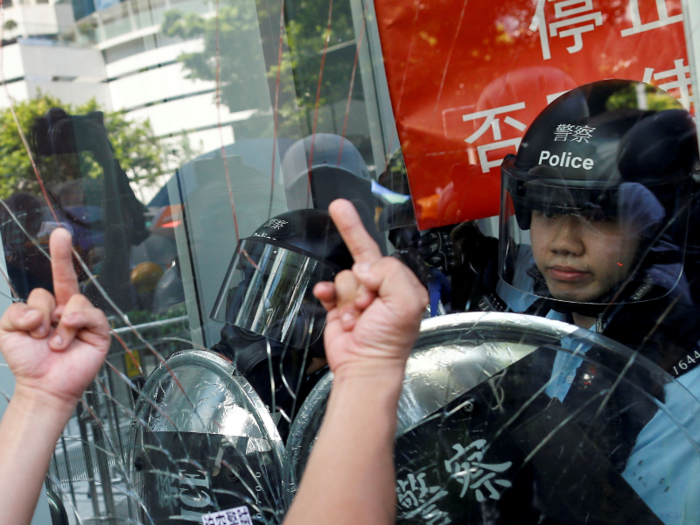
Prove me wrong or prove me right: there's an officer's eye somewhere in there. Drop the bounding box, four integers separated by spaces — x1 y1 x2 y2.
543 210 557 219
582 208 607 223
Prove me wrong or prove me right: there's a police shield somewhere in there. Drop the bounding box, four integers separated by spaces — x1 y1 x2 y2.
285 312 700 525
127 350 285 524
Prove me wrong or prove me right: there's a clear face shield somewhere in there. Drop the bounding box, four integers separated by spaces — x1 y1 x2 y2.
499 160 691 306
210 238 338 349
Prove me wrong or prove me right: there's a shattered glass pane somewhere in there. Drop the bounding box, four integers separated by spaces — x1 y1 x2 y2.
288 313 700 524
0 0 698 523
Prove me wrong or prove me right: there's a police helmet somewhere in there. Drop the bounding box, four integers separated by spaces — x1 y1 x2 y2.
210 209 353 351
499 79 698 307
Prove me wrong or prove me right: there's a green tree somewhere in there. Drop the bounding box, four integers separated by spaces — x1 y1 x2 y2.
606 82 684 112
0 93 163 200
162 4 271 114
161 0 360 138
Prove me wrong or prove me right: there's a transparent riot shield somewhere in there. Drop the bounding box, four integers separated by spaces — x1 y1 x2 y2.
285 312 700 525
127 350 285 524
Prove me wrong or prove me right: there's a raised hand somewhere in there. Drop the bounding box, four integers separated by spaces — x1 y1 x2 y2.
0 228 111 406
313 199 428 378
284 200 428 525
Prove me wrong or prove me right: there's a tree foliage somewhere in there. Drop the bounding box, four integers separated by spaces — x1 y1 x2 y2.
606 82 685 112
0 93 163 200
162 0 360 136
162 3 272 113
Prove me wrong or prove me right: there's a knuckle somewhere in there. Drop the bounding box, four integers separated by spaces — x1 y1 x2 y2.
8 302 27 314
335 269 356 285
377 256 402 275
66 293 92 309
3 304 25 324
27 287 52 302
382 256 402 270
26 290 55 311
94 309 109 327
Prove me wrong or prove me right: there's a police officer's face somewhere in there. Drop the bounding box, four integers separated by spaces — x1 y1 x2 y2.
530 211 641 303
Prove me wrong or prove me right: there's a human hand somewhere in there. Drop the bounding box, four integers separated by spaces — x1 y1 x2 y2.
0 228 110 408
313 199 428 379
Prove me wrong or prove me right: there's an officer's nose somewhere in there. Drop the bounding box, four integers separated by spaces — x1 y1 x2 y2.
549 215 585 257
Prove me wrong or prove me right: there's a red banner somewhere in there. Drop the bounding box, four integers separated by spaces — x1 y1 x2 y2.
375 0 692 229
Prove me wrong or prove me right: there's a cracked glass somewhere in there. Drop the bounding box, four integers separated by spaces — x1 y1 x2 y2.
0 0 698 524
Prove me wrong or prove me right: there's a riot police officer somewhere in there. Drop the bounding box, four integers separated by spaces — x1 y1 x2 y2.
210 208 354 439
455 79 700 524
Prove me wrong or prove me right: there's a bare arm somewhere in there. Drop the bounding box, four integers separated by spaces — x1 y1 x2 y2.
0 228 110 525
283 199 428 525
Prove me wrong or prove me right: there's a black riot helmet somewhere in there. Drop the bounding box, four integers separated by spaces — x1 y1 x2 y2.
210 209 351 440
499 79 698 310
282 133 386 252
282 133 372 211
211 208 353 353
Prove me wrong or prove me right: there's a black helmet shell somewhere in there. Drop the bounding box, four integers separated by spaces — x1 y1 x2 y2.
499 79 697 310
504 79 696 230
250 208 353 271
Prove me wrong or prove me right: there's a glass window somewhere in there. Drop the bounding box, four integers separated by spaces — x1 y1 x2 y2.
0 0 699 523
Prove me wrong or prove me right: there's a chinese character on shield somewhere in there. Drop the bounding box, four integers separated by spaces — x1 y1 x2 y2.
443 439 513 502
396 472 451 524
554 124 576 141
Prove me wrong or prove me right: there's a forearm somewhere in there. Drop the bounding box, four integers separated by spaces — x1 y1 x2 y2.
284 365 404 525
0 386 76 525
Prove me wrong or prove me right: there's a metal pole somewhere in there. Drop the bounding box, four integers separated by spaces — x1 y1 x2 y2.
106 365 127 465
50 455 61 494
111 315 188 336
59 433 78 512
86 386 117 524
76 402 101 519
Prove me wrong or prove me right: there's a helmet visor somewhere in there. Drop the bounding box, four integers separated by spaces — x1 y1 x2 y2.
211 239 337 348
499 158 690 307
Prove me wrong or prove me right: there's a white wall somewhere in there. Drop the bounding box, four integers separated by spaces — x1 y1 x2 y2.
0 44 26 80
108 61 213 110
0 81 30 109
127 93 253 136
159 125 234 161
104 39 203 77
2 3 74 37
20 41 107 81
18 40 111 108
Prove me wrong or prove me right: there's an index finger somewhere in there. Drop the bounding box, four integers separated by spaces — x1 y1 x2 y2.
49 227 80 306
328 199 382 264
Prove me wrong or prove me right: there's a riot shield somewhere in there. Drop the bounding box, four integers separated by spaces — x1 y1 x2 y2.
127 350 285 524
285 312 700 525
